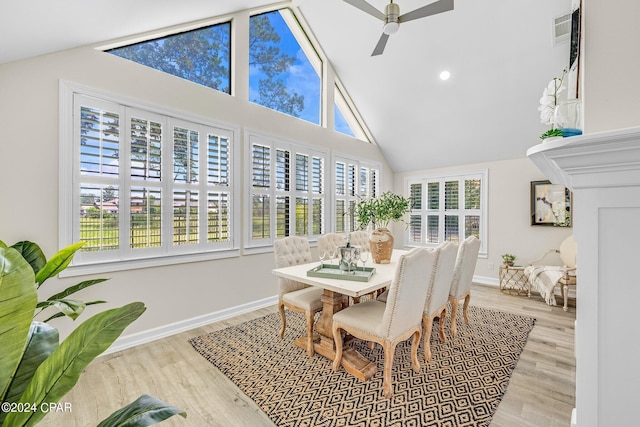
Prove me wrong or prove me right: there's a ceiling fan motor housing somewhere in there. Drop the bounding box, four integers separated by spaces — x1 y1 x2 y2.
383 2 400 34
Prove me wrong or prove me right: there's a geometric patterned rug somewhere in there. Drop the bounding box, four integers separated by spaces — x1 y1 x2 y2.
189 306 535 427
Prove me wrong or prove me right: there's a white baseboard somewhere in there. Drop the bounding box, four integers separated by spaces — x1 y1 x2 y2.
473 275 499 287
105 295 278 355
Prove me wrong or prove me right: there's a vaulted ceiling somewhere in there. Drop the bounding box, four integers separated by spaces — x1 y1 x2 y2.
1 0 571 172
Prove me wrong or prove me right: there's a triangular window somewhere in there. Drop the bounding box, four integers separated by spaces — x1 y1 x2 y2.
106 22 231 94
249 9 321 125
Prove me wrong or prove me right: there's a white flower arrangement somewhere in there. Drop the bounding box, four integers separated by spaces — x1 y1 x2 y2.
537 69 567 139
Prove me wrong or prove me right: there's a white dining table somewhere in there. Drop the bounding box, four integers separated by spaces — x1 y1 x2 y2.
272 249 407 381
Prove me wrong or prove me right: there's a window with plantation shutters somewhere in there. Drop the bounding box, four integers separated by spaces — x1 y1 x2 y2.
406 171 487 255
64 87 238 271
247 133 327 248
334 156 381 233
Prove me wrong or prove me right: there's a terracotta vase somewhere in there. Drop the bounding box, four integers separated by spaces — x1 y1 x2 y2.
369 228 394 264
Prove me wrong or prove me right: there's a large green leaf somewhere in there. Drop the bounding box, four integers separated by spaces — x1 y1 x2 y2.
34 242 85 286
36 299 86 321
46 278 109 301
0 322 59 425
97 394 186 427
10 241 46 277
42 301 107 323
3 302 146 427
0 240 7 249
0 247 37 404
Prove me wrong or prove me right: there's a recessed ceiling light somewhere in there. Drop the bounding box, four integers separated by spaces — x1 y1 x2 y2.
439 71 451 81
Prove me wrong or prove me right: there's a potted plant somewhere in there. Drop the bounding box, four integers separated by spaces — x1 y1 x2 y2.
353 191 411 264
538 68 568 141
501 253 517 267
0 240 185 426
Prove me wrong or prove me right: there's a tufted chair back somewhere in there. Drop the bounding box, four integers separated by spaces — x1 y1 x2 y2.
349 230 370 252
449 236 480 299
424 241 457 316
274 236 313 298
317 233 346 256
381 247 439 340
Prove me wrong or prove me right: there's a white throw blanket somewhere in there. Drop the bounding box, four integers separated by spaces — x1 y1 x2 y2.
524 265 565 306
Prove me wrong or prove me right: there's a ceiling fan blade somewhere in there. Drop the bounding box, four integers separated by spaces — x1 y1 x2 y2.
371 33 389 56
398 0 454 23
343 0 386 21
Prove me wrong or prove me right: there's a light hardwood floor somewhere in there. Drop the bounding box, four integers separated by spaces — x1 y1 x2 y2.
39 284 575 426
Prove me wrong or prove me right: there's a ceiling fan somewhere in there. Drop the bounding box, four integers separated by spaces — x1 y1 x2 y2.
344 0 454 56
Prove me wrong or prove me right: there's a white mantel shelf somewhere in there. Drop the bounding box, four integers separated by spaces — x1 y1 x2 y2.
527 125 640 427
527 126 640 190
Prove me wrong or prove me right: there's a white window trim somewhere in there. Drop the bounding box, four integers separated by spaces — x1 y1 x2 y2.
404 169 488 256
59 80 241 276
331 152 381 234
244 129 329 254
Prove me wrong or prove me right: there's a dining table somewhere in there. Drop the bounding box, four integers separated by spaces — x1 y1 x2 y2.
272 249 408 381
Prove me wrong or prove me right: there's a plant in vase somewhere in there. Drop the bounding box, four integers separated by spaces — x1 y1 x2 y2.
501 253 517 267
353 191 411 264
538 68 568 141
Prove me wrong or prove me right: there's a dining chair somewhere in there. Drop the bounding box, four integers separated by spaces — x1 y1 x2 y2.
422 241 458 361
332 247 439 398
274 236 324 356
317 233 346 259
448 236 481 336
349 230 370 252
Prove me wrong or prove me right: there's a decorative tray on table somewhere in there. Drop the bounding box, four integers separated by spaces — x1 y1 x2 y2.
307 263 376 282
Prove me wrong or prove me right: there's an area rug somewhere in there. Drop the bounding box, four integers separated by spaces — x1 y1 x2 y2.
189 306 535 427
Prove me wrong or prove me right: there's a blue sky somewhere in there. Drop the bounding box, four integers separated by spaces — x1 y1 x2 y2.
248 11 355 137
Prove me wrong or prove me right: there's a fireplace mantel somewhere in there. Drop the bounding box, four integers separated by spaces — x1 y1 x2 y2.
527 126 640 427
527 126 640 190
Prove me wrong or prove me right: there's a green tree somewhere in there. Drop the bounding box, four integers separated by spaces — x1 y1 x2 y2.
249 13 304 117
107 12 304 118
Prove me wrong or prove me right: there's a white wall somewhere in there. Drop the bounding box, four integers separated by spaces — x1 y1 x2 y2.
582 0 640 132
394 158 572 284
0 44 392 342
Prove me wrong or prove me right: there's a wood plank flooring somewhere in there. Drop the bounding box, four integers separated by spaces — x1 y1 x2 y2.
39 284 575 426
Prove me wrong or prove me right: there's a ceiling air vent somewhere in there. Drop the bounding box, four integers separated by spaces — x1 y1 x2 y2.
553 13 572 45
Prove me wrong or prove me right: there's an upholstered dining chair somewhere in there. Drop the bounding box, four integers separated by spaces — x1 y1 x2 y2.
332 247 439 398
349 230 370 252
317 233 346 258
448 236 481 336
422 241 458 361
274 236 324 356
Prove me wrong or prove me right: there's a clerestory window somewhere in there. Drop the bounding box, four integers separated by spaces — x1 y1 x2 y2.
249 10 321 125
107 22 232 94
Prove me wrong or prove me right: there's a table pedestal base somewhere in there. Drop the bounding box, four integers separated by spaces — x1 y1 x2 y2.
308 289 377 381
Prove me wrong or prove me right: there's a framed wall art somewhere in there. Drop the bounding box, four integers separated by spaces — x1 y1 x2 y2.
530 180 572 226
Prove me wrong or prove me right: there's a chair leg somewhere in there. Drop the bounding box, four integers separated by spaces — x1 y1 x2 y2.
423 315 433 362
383 341 397 398
450 298 459 337
332 326 343 371
463 293 471 324
410 330 421 373
438 307 447 343
563 284 569 311
278 303 286 338
305 311 315 357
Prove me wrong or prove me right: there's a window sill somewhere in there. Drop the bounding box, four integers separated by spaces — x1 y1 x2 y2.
61 248 241 278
